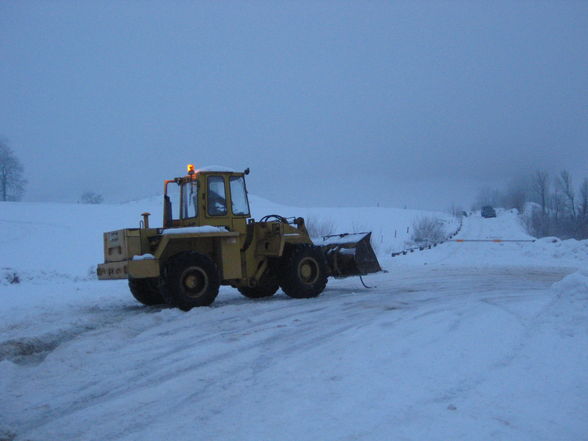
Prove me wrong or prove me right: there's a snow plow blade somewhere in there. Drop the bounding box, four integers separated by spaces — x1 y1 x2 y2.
317 232 382 278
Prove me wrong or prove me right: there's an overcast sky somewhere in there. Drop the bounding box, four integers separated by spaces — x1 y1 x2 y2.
1 1 587 210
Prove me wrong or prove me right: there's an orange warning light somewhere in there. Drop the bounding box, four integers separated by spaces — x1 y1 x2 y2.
187 164 195 175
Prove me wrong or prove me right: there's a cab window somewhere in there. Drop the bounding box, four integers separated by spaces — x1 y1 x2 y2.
181 181 198 219
207 176 227 216
230 176 250 216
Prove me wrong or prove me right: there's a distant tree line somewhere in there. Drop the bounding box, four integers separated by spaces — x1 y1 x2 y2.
474 170 588 240
80 191 104 204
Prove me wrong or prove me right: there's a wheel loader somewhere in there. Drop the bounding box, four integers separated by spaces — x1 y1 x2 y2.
97 165 381 310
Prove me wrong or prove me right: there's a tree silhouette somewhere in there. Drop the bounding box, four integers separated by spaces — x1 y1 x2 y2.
0 140 27 201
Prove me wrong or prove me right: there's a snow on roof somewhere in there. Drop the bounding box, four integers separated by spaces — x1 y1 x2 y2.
162 226 229 235
196 165 236 173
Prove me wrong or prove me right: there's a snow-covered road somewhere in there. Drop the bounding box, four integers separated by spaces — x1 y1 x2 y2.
1 209 587 441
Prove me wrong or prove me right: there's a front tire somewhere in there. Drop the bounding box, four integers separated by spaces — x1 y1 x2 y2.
279 245 328 299
129 277 165 306
161 252 220 311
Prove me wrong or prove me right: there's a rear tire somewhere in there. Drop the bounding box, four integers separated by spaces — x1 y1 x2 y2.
238 270 279 299
160 252 220 311
129 277 164 306
279 245 328 299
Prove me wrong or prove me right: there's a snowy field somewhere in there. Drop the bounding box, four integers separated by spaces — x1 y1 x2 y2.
1 199 587 441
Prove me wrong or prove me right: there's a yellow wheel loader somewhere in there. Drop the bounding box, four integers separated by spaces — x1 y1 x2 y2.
97 165 381 310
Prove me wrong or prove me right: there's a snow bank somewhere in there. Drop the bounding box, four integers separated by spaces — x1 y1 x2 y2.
552 269 588 295
529 237 588 263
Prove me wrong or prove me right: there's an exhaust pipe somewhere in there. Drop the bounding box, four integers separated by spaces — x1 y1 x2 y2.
141 212 151 229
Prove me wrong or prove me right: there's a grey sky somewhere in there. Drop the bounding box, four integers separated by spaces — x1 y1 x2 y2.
1 1 587 210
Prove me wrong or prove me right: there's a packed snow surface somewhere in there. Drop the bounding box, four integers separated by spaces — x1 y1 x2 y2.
1 199 587 441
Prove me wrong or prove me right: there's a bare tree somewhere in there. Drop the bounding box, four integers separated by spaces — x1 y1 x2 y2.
579 178 588 219
556 170 576 218
550 190 565 220
522 171 588 240
0 141 27 201
532 170 549 214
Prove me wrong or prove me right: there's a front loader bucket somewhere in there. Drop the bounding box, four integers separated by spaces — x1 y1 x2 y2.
317 232 382 278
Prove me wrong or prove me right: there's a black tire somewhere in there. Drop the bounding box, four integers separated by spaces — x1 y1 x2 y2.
279 245 328 299
160 252 220 311
128 277 165 306
238 270 279 299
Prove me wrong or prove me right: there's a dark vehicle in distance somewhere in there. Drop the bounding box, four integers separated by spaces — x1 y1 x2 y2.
481 206 497 218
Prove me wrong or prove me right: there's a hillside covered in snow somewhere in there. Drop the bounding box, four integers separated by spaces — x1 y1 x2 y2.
1 198 587 441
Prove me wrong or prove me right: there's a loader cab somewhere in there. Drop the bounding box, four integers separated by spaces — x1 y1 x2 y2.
163 165 251 232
